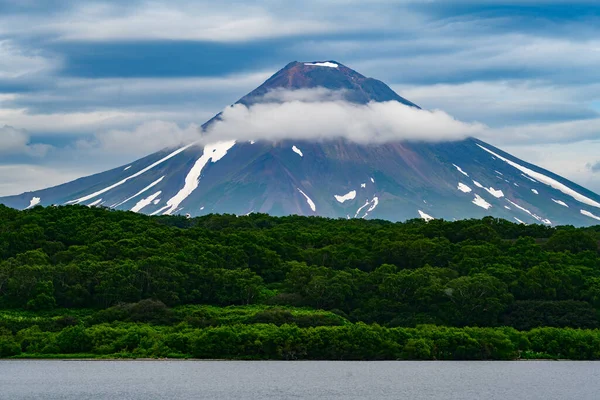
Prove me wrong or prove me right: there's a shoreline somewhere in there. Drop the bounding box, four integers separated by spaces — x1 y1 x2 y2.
1 358 577 362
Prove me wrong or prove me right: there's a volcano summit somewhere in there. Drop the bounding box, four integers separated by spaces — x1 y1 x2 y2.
2 61 600 226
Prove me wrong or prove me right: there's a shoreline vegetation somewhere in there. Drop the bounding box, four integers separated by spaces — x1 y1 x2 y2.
1 305 599 360
1 205 600 360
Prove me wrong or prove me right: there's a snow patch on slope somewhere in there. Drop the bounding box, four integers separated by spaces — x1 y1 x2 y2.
472 194 492 210
531 189 539 195
453 164 469 177
514 217 526 224
458 183 472 193
581 210 600 221
156 141 236 216
114 176 165 208
418 210 434 222
334 190 356 203
477 144 600 209
304 62 338 68
367 196 379 212
521 174 537 183
484 187 504 198
25 197 41 209
355 200 370 218
124 166 131 171
473 181 483 188
506 199 552 225
88 198 103 207
552 199 568 208
292 146 303 157
297 188 316 212
67 144 193 204
132 191 162 213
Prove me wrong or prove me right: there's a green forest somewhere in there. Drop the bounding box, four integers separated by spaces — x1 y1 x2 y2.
1 204 600 360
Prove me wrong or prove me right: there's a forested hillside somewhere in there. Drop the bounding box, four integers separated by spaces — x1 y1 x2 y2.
1 204 600 359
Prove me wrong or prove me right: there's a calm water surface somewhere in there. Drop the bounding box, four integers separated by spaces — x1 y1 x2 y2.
1 360 599 399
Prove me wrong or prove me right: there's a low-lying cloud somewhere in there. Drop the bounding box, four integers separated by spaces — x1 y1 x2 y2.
202 88 486 143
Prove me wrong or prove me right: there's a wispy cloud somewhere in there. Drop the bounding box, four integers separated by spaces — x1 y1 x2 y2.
0 40 59 79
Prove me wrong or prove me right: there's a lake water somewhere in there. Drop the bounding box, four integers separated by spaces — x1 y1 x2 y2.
1 360 599 399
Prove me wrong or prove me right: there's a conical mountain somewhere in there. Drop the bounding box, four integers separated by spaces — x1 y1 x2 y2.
2 61 600 226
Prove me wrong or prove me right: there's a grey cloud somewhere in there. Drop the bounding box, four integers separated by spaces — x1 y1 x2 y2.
489 118 600 145
0 163 88 197
395 80 600 127
259 87 350 103
2 72 271 115
0 125 51 157
588 161 600 173
77 121 201 155
0 40 59 79
0 1 361 42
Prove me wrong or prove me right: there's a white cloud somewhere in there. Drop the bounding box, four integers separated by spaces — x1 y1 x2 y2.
78 120 202 155
0 125 51 157
353 35 600 84
395 80 600 126
9 2 344 42
0 164 87 197
203 89 485 143
0 72 272 134
0 107 194 134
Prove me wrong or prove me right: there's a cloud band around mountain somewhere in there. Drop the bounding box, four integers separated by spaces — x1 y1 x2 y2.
202 88 486 144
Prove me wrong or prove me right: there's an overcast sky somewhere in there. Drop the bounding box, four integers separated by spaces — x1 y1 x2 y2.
1 0 599 195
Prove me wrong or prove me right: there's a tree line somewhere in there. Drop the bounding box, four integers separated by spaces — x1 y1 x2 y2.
1 204 599 331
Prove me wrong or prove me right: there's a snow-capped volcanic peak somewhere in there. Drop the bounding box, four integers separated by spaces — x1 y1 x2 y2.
1 61 600 226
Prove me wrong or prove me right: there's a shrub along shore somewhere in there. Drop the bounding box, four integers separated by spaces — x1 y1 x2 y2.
2 305 599 360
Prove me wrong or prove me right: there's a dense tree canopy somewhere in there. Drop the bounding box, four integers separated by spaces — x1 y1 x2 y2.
1 204 599 328
0 204 599 359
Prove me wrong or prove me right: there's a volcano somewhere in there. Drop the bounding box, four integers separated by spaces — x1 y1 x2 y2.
2 61 600 226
